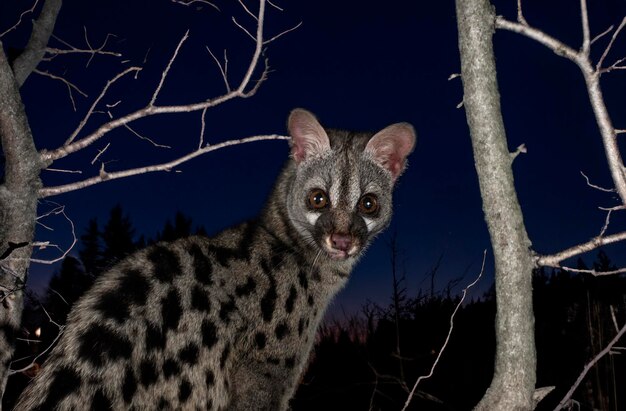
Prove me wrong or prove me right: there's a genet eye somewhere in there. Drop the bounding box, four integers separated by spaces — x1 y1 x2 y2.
308 189 329 210
358 194 379 215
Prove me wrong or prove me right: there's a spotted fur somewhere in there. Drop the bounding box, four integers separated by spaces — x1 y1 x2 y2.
15 109 415 410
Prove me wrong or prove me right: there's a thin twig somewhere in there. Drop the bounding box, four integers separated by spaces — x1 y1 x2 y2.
0 0 41 38
554 320 626 410
39 134 289 197
401 250 487 411
597 17 626 71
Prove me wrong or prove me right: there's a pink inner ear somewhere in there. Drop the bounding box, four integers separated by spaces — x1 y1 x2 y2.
365 123 416 180
288 109 330 163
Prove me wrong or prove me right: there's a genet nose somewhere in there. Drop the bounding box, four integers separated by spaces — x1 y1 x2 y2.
331 233 352 252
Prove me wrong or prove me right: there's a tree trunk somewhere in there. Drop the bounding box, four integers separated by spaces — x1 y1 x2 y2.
0 45 42 406
455 1 537 409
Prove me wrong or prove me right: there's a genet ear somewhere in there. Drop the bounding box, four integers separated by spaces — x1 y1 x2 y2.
365 122 416 182
287 109 331 163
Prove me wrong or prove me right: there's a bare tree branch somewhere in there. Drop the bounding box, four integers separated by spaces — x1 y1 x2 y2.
33 68 88 111
0 0 42 38
553 320 626 410
597 17 626 71
42 0 275 164
11 0 62 86
537 231 626 269
497 14 626 208
39 134 289 197
402 250 486 411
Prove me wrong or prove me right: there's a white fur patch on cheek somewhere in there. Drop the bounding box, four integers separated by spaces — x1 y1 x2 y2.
306 212 320 226
363 217 376 232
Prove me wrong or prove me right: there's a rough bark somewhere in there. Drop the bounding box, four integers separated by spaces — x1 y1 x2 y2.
0 45 42 405
455 1 537 410
11 0 63 87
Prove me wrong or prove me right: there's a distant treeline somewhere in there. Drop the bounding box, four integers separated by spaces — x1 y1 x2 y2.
4 206 625 410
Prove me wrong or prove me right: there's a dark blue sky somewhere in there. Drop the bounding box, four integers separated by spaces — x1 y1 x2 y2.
3 0 626 315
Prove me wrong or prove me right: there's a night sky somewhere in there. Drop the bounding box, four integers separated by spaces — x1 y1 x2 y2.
3 0 626 315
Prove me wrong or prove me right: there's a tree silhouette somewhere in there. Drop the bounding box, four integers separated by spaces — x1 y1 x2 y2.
101 205 136 267
78 218 102 277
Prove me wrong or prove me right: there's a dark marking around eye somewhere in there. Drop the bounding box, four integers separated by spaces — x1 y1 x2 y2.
161 288 182 331
285 285 297 313
179 379 192 403
190 243 213 285
148 246 181 283
267 357 280 365
78 323 132 366
122 366 137 403
191 285 211 312
201 319 218 348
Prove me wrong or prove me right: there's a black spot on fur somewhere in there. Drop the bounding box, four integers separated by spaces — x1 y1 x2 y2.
94 291 129 323
92 389 112 411
161 288 182 331
260 259 277 322
219 295 236 324
94 269 151 323
298 270 308 290
275 322 289 340
145 323 166 351
284 356 296 368
201 319 218 348
263 372 273 378
157 397 169 410
308 295 315 306
255 332 267 349
209 223 257 266
78 323 132 366
140 359 159 387
220 344 230 369
148 245 182 283
235 276 257 297
267 357 280 365
205 370 215 386
191 285 211 312
122 366 137 403
285 285 297 313
179 343 199 365
179 379 192 403
34 367 81 411
163 358 181 378
190 243 213 285
298 318 305 336
312 268 321 282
